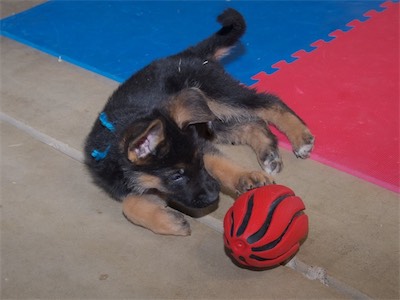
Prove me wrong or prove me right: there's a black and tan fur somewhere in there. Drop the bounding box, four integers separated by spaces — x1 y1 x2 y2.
85 9 314 236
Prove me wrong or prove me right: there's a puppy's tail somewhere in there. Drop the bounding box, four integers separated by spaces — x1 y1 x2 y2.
187 8 246 60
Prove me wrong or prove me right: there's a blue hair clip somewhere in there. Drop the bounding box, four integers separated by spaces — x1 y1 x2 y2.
91 112 115 161
99 112 115 132
91 145 111 161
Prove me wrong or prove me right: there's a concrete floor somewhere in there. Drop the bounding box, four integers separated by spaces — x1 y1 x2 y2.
1 1 399 299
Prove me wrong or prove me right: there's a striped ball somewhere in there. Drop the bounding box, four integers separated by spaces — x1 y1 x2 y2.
224 185 308 268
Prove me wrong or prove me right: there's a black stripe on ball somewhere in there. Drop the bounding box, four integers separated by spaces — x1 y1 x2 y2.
251 211 304 252
236 193 254 237
247 193 293 244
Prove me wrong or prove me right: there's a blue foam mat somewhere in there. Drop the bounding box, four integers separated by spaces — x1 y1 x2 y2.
0 0 385 84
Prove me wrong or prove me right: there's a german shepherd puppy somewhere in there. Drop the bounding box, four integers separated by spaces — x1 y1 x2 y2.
85 8 314 236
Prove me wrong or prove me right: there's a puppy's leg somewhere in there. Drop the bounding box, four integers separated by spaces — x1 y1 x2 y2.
122 194 191 236
253 99 315 159
201 77 314 158
213 120 283 175
203 150 272 195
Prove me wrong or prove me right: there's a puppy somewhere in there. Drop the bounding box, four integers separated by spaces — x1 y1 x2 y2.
84 8 314 236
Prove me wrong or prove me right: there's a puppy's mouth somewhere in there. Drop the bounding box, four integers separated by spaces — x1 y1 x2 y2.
192 195 220 208
167 195 220 217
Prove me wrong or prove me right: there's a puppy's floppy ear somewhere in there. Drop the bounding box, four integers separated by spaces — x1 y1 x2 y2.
168 88 216 129
122 119 166 164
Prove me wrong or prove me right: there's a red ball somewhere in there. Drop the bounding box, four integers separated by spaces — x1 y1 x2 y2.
223 185 308 268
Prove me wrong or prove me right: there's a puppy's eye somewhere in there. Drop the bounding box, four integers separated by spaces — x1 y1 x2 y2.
170 169 185 182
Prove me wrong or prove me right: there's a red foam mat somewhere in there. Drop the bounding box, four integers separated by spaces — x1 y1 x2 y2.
252 2 399 193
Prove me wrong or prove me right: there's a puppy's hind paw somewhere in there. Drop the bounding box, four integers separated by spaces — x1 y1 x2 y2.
261 151 283 175
294 133 315 159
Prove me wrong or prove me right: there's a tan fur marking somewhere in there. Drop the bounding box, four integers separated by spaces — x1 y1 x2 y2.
128 150 139 163
168 88 215 128
203 153 272 195
214 47 232 60
122 195 190 236
136 174 167 193
203 153 240 191
246 127 272 153
256 109 310 149
207 101 252 122
232 123 273 152
169 104 194 129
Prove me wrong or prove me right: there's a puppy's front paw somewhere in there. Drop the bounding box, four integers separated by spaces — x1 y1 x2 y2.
236 171 272 194
294 131 315 159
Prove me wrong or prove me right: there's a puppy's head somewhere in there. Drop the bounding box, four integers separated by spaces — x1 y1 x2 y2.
120 88 220 208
